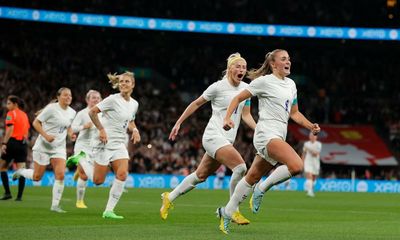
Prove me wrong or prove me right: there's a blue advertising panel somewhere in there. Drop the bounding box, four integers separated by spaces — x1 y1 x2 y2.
4 171 400 193
1 6 399 41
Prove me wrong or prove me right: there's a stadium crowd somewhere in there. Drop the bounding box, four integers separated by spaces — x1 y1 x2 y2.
0 4 400 180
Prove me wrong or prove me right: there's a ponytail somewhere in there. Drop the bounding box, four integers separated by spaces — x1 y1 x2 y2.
107 71 135 89
248 49 286 80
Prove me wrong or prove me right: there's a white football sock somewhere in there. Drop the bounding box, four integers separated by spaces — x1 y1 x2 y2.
258 165 292 193
225 178 252 217
309 179 315 194
168 172 201 202
305 179 312 193
105 178 125 212
52 180 64 207
77 178 87 201
229 163 247 197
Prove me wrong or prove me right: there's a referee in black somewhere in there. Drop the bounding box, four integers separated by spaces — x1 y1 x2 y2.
0 95 30 201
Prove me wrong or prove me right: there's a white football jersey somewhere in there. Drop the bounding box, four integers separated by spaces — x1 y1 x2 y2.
71 107 98 153
248 74 297 141
92 93 138 149
33 103 76 153
247 74 297 124
202 77 250 143
303 140 322 163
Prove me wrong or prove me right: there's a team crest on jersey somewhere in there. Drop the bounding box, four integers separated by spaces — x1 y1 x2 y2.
6 116 12 120
284 100 290 112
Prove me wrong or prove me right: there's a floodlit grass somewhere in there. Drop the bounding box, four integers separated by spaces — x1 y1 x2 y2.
0 187 399 240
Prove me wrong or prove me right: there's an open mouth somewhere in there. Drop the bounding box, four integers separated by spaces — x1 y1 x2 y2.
237 74 244 78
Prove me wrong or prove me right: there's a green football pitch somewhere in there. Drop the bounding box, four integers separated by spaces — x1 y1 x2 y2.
0 187 399 240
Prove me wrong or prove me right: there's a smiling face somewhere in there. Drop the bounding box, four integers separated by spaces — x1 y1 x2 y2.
228 59 247 86
57 88 72 107
118 74 135 95
86 91 102 108
271 50 291 79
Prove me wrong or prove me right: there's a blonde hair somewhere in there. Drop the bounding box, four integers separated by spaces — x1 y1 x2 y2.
248 49 286 80
107 71 135 89
85 89 101 101
221 53 246 79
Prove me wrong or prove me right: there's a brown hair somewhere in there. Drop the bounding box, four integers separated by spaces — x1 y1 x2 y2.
35 87 71 116
7 95 24 109
248 49 286 80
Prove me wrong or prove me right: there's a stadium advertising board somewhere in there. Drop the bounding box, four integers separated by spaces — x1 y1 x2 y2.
4 172 400 193
0 6 399 41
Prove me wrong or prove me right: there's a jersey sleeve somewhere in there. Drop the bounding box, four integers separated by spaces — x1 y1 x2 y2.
36 104 53 123
97 95 114 112
201 82 218 101
5 111 15 126
247 77 264 97
292 82 298 106
131 101 139 121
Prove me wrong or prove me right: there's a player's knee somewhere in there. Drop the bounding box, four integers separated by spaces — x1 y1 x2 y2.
288 161 303 176
54 173 65 181
116 172 127 181
55 176 65 181
80 174 88 181
32 174 43 181
195 172 208 182
0 161 8 171
93 178 104 185
245 171 261 185
232 163 247 177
